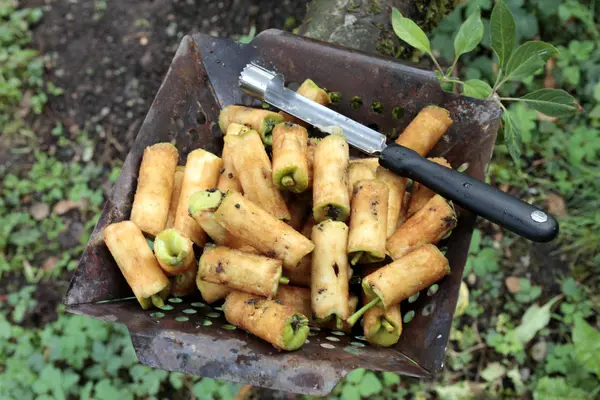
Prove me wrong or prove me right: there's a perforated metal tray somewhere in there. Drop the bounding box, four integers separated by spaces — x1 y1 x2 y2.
64 30 501 396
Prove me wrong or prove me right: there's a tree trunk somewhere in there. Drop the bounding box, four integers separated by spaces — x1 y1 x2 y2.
298 0 458 57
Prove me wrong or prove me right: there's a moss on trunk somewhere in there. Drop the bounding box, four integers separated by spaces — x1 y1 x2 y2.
299 0 458 58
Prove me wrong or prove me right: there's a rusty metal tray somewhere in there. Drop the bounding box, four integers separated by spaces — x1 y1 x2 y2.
64 29 501 396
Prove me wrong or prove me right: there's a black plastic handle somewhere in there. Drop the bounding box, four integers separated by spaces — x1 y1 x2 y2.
380 144 559 242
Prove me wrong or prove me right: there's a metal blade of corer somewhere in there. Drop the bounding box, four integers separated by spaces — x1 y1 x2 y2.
239 63 387 155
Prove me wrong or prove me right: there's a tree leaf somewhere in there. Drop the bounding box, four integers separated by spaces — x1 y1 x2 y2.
573 318 600 378
490 0 516 70
502 111 522 165
462 79 493 99
519 89 580 117
391 8 431 54
454 9 484 58
358 372 383 397
514 296 561 344
504 41 558 81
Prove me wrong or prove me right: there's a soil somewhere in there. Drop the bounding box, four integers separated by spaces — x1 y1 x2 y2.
24 0 307 160
4 0 307 328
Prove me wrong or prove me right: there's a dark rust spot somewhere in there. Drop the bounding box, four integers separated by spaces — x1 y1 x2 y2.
235 203 241 209
206 188 218 193
220 168 225 174
267 250 277 258
216 261 224 273
228 173 234 179
289 372 324 390
318 288 326 294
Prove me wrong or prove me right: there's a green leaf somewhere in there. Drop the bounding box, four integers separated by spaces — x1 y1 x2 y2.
480 362 506 382
573 318 600 377
358 372 383 397
0 316 11 339
382 372 400 386
508 103 537 144
533 377 589 400
514 278 542 303
80 381 94 400
469 229 481 253
341 384 361 400
490 0 516 70
514 296 561 344
169 372 185 390
471 248 499 276
567 126 600 165
560 277 579 298
588 104 600 119
562 65 581 86
193 379 219 397
391 8 431 54
504 41 558 82
467 0 493 14
436 382 475 400
238 25 256 44
593 81 600 102
545 344 574 375
345 368 365 384
519 89 580 117
454 9 484 58
507 368 525 394
217 382 238 400
502 111 522 165
94 380 122 400
462 79 492 99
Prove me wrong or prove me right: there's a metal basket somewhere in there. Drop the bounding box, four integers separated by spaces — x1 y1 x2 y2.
64 30 501 396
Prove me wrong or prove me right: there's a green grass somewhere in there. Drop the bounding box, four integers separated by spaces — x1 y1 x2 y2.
0 1 62 135
1 0 599 399
0 152 105 280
